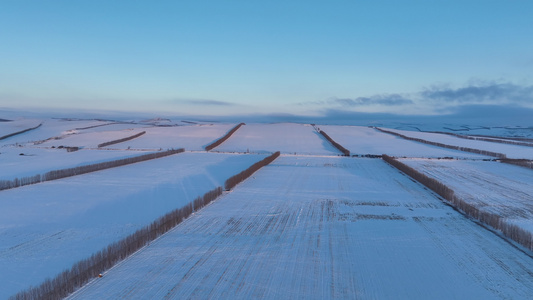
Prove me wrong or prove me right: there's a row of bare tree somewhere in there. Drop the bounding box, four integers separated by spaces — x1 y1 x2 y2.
499 158 533 169
97 131 146 148
0 174 43 190
0 123 42 141
205 123 245 151
376 127 506 158
0 148 184 191
12 186 223 300
225 151 280 190
317 130 350 156
12 151 281 299
443 131 533 148
382 154 533 252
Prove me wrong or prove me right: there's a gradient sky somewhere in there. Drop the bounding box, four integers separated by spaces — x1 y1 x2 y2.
1 1 533 117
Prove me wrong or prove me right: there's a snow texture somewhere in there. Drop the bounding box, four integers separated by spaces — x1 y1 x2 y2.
0 147 158 181
319 125 486 158
401 159 533 233
0 152 266 299
104 124 236 151
70 157 533 300
214 123 340 155
383 128 533 159
2 117 533 299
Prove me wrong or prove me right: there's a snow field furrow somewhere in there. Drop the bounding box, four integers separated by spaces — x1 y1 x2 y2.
70 156 533 299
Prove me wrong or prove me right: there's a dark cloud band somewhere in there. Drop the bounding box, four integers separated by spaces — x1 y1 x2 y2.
422 82 533 104
168 99 236 106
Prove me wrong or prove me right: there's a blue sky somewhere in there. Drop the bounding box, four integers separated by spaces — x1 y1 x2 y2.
1 0 533 117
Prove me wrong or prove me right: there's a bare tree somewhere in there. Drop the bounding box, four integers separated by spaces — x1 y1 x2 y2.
205 123 245 151
98 131 146 148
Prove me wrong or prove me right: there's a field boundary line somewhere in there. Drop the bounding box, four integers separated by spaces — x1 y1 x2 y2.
376 127 506 158
205 123 245 151
0 148 184 192
312 125 350 156
382 154 533 254
97 131 146 148
11 150 281 300
0 123 42 141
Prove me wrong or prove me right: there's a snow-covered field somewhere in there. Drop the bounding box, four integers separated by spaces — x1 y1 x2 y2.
1 119 237 181
0 152 267 299
102 124 236 151
2 116 533 299
70 156 533 299
0 147 158 181
0 119 42 138
401 159 533 232
36 129 147 149
0 119 108 145
382 123 533 139
1 118 233 151
381 128 533 159
436 125 533 139
319 125 486 158
214 123 339 155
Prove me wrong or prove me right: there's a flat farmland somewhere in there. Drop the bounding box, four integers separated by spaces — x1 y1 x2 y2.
0 119 110 145
0 152 267 299
0 147 159 181
382 128 533 159
401 159 533 232
70 156 533 299
36 129 148 149
103 124 236 151
0 119 42 138
319 125 486 158
214 123 339 155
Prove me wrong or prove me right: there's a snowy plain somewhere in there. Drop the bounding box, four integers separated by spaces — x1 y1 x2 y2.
401 159 533 232
0 147 159 181
1 116 533 299
0 119 108 145
0 152 267 298
102 124 236 151
0 119 42 138
1 119 237 180
319 125 486 158
36 129 148 149
214 123 340 155
382 127 533 159
70 156 533 299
